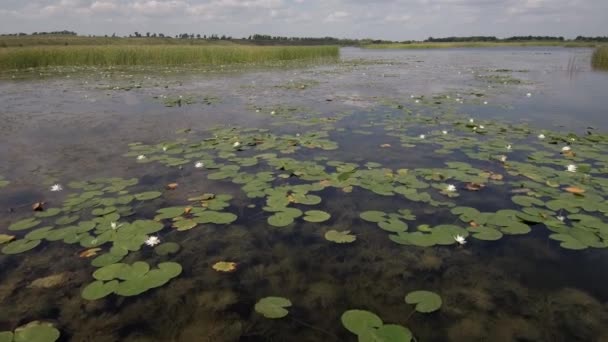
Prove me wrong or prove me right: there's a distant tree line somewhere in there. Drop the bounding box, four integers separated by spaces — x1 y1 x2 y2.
0 30 77 36
574 36 608 42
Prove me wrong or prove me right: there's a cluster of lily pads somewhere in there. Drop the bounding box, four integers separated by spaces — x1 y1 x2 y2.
253 290 441 341
1 177 239 302
121 104 608 252
0 321 60 342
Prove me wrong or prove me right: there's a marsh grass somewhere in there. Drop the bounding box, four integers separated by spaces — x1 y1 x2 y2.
0 45 339 70
592 46 608 70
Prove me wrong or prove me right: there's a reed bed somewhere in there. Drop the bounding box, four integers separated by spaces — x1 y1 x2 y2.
592 46 608 70
0 45 339 70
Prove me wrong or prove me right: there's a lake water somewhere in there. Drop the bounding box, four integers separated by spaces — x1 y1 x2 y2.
1 47 608 341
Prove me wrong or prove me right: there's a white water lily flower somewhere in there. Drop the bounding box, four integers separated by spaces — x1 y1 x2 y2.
137 155 146 160
50 184 63 192
419 134 426 139
499 155 507 162
195 161 204 168
483 101 488 105
473 127 478 131
446 184 457 192
557 215 565 222
442 130 448 135
454 235 467 245
538 134 545 139
469 118 474 123
233 142 241 147
415 99 420 103
145 236 161 247
110 222 123 230
506 144 512 151
526 93 532 97
566 164 577 173
162 146 168 152
479 125 485 129
270 111 276 115
562 146 571 152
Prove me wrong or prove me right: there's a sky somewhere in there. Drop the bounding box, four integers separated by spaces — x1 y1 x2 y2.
0 0 606 40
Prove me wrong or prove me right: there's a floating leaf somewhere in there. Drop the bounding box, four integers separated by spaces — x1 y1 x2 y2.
254 297 292 319
79 248 102 258
8 218 41 231
404 290 442 313
341 310 383 335
0 234 15 245
564 186 585 194
268 212 294 227
303 210 331 223
470 227 503 241
212 261 238 272
32 202 45 211
82 280 119 300
35 208 62 218
2 239 41 254
154 242 180 256
134 191 162 201
173 219 197 231
13 323 60 342
194 211 237 224
372 324 413 342
360 211 387 223
325 230 356 243
166 183 179 190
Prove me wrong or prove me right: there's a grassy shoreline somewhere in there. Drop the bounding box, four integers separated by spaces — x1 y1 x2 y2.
592 46 608 70
363 41 601 49
0 45 339 70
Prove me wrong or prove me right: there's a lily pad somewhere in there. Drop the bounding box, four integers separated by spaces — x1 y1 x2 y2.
13 323 60 342
341 310 383 335
404 290 442 313
82 280 119 300
254 297 292 319
372 324 413 342
8 218 41 231
2 239 41 255
134 191 162 201
268 212 295 227
212 261 238 272
0 234 15 245
325 230 356 243
194 211 237 224
303 210 331 223
154 242 180 256
173 219 198 231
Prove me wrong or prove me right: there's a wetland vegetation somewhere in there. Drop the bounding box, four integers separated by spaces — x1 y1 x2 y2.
592 46 608 70
0 45 339 70
1 43 608 342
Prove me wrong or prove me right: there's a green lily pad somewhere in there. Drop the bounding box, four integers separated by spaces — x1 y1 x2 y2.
173 219 198 231
155 207 186 220
13 323 60 342
512 196 544 207
341 310 383 335
0 234 16 245
82 280 119 300
2 239 41 255
549 234 588 250
372 324 413 342
303 210 331 223
470 227 503 241
404 290 442 313
25 227 54 240
254 297 292 319
34 208 62 218
134 191 162 201
154 242 180 256
500 222 531 235
194 211 237 224
9 218 41 231
55 215 80 225
268 212 295 227
0 332 13 342
378 219 408 233
91 206 117 216
325 230 356 243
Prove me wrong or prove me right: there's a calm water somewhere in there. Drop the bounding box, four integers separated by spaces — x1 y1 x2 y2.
1 47 608 341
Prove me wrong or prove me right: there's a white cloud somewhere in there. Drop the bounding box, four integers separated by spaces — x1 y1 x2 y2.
325 11 349 22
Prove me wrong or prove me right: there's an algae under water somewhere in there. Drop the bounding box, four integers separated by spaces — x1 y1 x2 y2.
1 47 608 341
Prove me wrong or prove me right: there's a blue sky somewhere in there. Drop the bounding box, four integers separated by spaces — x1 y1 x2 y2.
0 0 606 40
